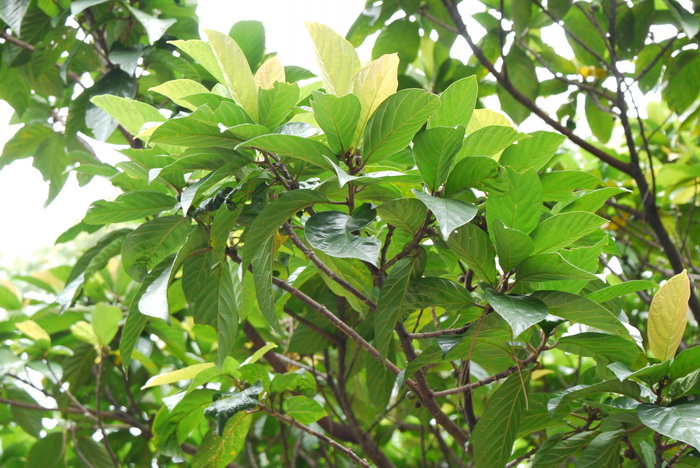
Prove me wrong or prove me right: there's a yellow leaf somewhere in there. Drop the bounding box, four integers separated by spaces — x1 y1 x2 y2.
169 39 226 85
466 109 512 133
149 79 210 111
647 270 690 361
305 22 360 96
16 320 51 344
142 362 215 389
205 30 258 120
350 53 399 144
531 369 555 380
255 56 286 90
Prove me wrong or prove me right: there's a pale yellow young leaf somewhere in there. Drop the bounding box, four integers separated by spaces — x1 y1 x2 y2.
142 362 215 389
16 320 50 344
466 108 513 133
169 39 225 84
255 56 286 90
647 270 690 361
305 22 360 96
149 79 210 111
204 30 258 120
350 53 399 144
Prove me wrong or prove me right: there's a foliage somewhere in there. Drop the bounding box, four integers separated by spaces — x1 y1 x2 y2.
1 1 699 467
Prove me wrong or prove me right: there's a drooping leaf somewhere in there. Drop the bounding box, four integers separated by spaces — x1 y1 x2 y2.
0 0 30 35
585 94 615 143
482 288 548 338
305 209 381 266
647 270 691 361
498 45 539 124
91 303 122 347
25 432 64 468
375 257 415 357
412 126 464 191
204 382 262 436
125 5 176 44
531 431 596 467
412 190 477 241
445 223 498 285
472 372 531 468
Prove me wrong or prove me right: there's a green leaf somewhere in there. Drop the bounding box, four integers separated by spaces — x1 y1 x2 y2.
305 22 361 96
498 45 538 124
205 29 258 119
458 126 528 159
638 402 700 452
0 0 29 35
84 191 176 225
429 75 478 129
311 91 361 155
585 280 656 304
530 212 606 254
559 333 640 365
257 81 299 130
482 288 548 338
412 190 477 241
149 116 245 149
92 303 122 346
241 189 327 267
376 198 427 236
285 396 327 425
472 372 530 468
271 369 316 396
412 126 464 191
153 390 216 458
532 431 596 467
204 382 262 436
375 257 415 357
548 380 642 413
305 209 381 266
670 347 700 380
73 437 113 467
82 69 138 141
487 167 542 235
315 253 375 314
406 277 476 315
517 253 598 282
608 361 670 384
193 412 252 468
125 5 176 44
647 270 691 361
372 18 420 73
445 156 508 196
492 219 535 271
577 430 625 468
563 6 608 65
362 88 441 164
149 79 210 110
499 131 566 172
251 236 280 332
25 432 64 468
229 20 266 69
540 170 601 202
236 134 334 170
585 95 614 143
0 284 21 310
90 95 166 135
534 291 631 339
122 216 193 281
143 363 215 389
170 39 226 84
445 223 498 285
7 386 46 437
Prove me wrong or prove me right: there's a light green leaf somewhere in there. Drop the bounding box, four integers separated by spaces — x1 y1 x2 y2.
647 270 691 361
472 372 530 468
169 39 226 84
205 29 258 120
236 134 334 170
305 208 381 266
499 131 566 172
492 219 535 271
363 89 441 164
548 380 642 413
429 75 477 129
585 280 656 304
458 125 528 159
497 45 539 124
482 288 548 338
375 257 415 357
149 116 245 149
412 126 464 191
125 5 176 44
540 170 601 202
517 253 598 282
25 432 65 468
487 167 542 235
310 91 361 155
193 413 252 468
121 216 193 281
445 156 508 196
556 187 628 214
84 191 176 225
670 347 700 380
638 402 700 452
466 108 513 133
92 303 122 346
0 0 30 35
376 198 427 236
90 95 166 135
285 396 327 425
305 22 360 96
445 223 498 285
254 55 285 89
412 190 477 241
578 430 625 468
532 432 596 467
559 333 640 365
16 320 51 345
257 81 299 130
149 79 210 111
229 20 266 69
142 363 215 389
530 212 606 254
585 94 614 143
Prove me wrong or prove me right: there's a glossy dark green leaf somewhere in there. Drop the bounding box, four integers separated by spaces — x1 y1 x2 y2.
445 223 498 285
559 333 640 366
499 131 566 172
482 288 548 338
205 381 262 436
305 210 381 266
271 369 316 396
585 280 656 304
153 390 217 458
670 347 700 380
412 189 477 240
406 277 476 314
517 253 598 282
577 430 624 468
375 257 415 357
429 75 478 129
492 219 535 271
487 167 542 235
251 236 280 332
363 88 441 164
548 380 642 413
376 198 427 236
532 431 595 467
472 372 530 468
412 126 464 191
638 402 700 451
310 91 361 155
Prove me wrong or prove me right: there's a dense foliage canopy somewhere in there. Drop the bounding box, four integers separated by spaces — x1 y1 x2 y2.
0 0 699 467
